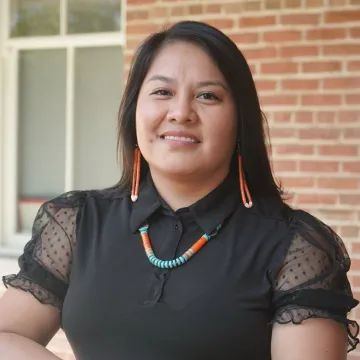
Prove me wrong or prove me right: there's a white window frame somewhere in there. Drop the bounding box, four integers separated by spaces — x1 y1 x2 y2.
0 0 126 255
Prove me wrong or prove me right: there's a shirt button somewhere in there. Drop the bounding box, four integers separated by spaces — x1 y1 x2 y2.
174 224 178 231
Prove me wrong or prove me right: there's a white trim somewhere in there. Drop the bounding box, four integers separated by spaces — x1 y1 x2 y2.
0 1 5 246
3 0 10 42
3 48 19 246
65 47 75 192
6 33 125 50
121 0 127 36
60 0 67 36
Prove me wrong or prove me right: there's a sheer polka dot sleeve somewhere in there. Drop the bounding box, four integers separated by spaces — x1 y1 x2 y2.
2 191 87 310
271 210 359 352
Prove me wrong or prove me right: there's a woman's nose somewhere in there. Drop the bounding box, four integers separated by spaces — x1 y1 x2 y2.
166 96 198 124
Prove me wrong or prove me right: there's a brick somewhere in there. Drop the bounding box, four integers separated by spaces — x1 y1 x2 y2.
223 1 262 13
239 16 276 28
126 38 143 51
328 0 347 5
323 77 360 89
344 128 360 139
318 145 358 156
204 18 234 29
352 242 360 253
318 209 357 221
282 177 315 188
276 144 314 155
285 0 303 7
305 0 324 7
338 111 359 123
353 276 360 287
323 44 360 56
350 27 360 38
249 63 257 75
126 23 160 35
255 80 277 91
273 112 292 123
302 61 341 73
316 111 336 123
306 28 346 41
261 61 299 74
341 226 360 237
282 79 319 90
346 94 360 105
318 178 359 190
341 195 360 205
260 94 298 106
273 160 297 172
242 47 277 60
301 94 341 106
189 5 202 15
270 128 297 138
295 111 313 123
149 7 168 18
280 13 320 25
279 45 319 58
325 10 360 23
343 162 360 173
265 0 282 9
128 0 156 3
171 6 187 16
205 4 222 13
127 10 149 21
230 33 259 44
299 128 339 140
125 53 134 64
263 30 302 43
296 194 337 205
347 61 360 71
300 161 339 172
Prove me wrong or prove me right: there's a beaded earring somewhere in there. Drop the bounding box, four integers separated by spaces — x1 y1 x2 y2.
237 142 253 208
131 146 141 202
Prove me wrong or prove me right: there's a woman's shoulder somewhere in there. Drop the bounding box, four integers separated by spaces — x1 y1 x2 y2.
47 186 130 208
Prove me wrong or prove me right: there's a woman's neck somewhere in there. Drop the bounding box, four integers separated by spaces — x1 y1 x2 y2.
149 168 230 211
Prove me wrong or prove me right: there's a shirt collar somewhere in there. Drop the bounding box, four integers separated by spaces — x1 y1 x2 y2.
129 172 241 235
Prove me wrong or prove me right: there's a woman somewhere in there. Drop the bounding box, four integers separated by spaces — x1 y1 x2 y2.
0 21 358 360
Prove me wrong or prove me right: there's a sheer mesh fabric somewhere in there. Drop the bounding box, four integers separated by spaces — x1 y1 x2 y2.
272 211 359 352
2 191 87 309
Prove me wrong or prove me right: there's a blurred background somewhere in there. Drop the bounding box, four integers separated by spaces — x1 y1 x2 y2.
0 0 359 359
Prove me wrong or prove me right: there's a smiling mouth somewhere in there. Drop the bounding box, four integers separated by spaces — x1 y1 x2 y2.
160 135 199 143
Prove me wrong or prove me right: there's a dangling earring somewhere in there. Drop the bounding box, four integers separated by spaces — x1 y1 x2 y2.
131 146 141 202
237 142 253 208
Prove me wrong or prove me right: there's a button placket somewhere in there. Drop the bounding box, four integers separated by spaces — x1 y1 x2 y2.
142 218 183 305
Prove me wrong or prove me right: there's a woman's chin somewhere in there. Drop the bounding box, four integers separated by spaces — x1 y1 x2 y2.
153 164 200 179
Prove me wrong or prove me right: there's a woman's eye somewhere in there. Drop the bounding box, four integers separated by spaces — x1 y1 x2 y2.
152 89 171 96
198 92 221 101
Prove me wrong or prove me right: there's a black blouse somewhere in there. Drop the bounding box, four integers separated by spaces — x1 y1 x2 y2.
3 173 359 360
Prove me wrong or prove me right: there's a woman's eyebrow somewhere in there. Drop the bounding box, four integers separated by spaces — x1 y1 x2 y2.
147 75 228 91
147 75 174 84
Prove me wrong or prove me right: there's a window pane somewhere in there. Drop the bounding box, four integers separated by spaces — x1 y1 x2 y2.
10 0 60 37
18 49 66 232
68 0 121 34
74 46 122 190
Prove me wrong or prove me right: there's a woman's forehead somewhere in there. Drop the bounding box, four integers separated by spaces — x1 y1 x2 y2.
144 41 225 83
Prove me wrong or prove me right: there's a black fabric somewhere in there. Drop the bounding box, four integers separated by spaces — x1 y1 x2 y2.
2 173 359 359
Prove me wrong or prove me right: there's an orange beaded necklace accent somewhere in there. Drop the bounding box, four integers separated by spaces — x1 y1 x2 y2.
139 223 223 268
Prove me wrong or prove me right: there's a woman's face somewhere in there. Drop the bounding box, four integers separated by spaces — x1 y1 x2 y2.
136 41 237 181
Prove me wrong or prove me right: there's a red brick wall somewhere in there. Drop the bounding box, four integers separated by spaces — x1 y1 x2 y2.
3 1 360 358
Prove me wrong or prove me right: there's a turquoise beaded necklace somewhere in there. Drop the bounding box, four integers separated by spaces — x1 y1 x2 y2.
139 223 223 269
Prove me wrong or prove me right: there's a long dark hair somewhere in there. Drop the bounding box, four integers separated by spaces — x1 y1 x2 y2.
116 21 284 201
